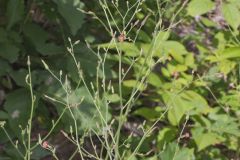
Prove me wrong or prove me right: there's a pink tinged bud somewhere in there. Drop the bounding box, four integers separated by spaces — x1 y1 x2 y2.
42 141 49 149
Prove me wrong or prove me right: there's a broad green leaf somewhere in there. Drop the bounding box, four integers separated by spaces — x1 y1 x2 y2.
211 119 240 137
187 0 215 17
66 43 116 78
147 72 162 88
6 0 24 29
218 60 236 75
31 146 50 160
164 41 188 55
163 90 210 125
208 112 240 136
23 24 64 55
49 86 110 133
4 89 38 134
0 111 9 119
215 32 226 52
154 31 170 45
150 31 170 56
192 127 222 151
207 47 240 62
185 54 195 67
159 142 194 160
0 59 11 76
167 64 188 74
220 91 240 110
123 80 146 91
9 69 28 87
98 42 140 56
0 43 19 62
161 67 171 77
133 107 162 121
105 93 120 103
157 127 177 149
222 3 240 30
35 43 64 56
138 30 152 42
23 24 48 45
155 41 188 58
54 0 85 35
201 17 217 27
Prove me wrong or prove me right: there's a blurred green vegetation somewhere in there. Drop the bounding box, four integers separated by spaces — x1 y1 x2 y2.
1 0 240 159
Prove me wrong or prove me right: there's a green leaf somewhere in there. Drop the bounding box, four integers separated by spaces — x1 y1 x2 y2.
0 59 11 76
0 111 9 119
98 42 140 56
49 86 110 133
218 60 236 75
220 91 240 110
154 31 170 44
222 3 240 30
163 90 210 125
54 0 85 35
221 47 240 59
208 47 240 62
9 69 28 87
157 127 177 149
208 112 240 136
149 31 170 56
187 0 215 17
133 107 162 121
23 24 48 45
0 43 19 63
159 142 194 160
6 0 24 29
192 127 222 151
105 93 120 103
0 28 8 42
35 43 64 56
123 80 146 91
155 41 188 59
185 54 195 67
147 72 162 88
4 89 38 134
23 24 64 55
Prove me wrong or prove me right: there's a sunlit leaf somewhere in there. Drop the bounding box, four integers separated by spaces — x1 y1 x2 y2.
187 0 215 17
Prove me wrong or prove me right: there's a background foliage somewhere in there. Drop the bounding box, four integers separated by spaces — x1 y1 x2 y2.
1 0 240 159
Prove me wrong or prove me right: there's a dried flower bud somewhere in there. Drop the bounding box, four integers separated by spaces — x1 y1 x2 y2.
42 141 49 149
118 33 126 42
